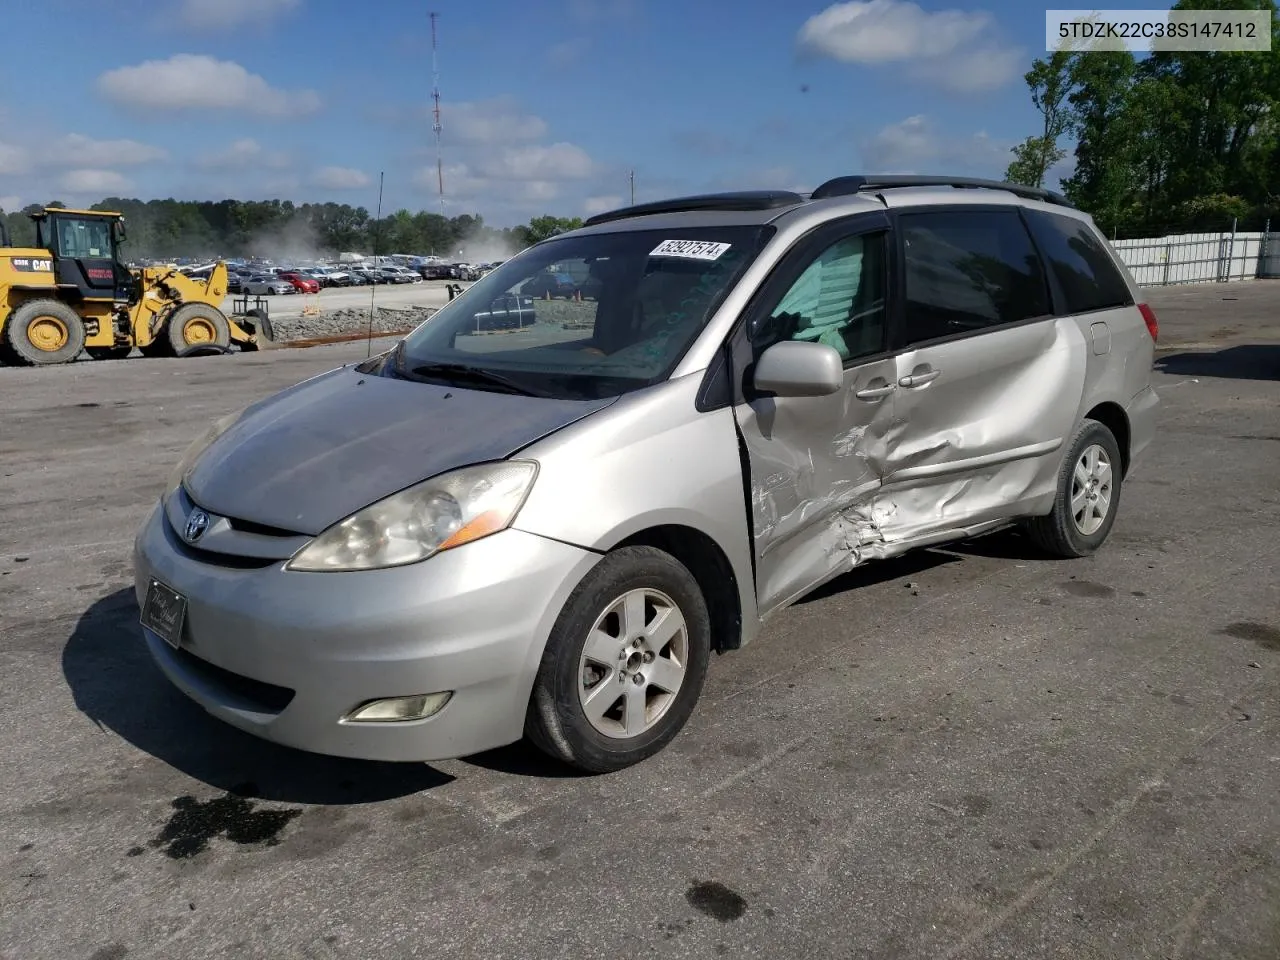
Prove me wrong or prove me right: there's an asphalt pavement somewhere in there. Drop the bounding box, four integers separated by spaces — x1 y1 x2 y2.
1 282 1277 959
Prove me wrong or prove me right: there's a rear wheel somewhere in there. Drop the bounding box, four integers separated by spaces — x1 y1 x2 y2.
525 546 711 773
166 303 231 355
1023 419 1123 558
4 299 86 366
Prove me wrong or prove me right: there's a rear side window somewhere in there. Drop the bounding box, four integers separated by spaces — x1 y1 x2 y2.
900 209 1050 345
1023 209 1134 314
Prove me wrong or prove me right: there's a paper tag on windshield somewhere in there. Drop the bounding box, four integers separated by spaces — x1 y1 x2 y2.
649 239 731 261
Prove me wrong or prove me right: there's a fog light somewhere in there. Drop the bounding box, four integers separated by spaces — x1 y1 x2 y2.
344 692 452 723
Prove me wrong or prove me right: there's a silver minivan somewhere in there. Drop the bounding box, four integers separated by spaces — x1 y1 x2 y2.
133 176 1160 772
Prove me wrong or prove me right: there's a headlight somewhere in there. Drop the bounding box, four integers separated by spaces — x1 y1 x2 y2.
166 411 240 493
286 461 538 572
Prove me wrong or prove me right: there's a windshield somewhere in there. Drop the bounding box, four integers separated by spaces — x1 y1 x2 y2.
393 224 773 400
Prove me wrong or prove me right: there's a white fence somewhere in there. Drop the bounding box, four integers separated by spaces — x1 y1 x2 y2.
1111 229 1280 286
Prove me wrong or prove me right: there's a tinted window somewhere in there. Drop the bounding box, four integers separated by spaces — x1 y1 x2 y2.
754 230 887 362
901 209 1049 345
1023 209 1134 314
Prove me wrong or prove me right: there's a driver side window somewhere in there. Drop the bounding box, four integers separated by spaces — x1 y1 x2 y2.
755 230 887 362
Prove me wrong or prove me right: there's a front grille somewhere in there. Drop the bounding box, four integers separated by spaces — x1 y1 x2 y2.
172 535 281 569
227 515 304 538
171 645 295 713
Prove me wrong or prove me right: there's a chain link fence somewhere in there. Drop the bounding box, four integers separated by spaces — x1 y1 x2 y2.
1110 221 1280 287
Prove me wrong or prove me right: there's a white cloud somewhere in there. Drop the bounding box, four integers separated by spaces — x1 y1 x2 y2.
446 98 549 146
311 166 371 190
60 169 134 194
584 195 624 215
860 115 1010 173
0 141 30 176
195 138 292 171
797 0 1023 93
97 55 321 117
176 0 300 29
548 38 591 67
474 143 596 181
51 134 167 168
0 194 22 212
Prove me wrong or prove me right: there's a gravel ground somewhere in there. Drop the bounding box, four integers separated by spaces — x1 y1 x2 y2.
270 305 439 342
270 297 597 343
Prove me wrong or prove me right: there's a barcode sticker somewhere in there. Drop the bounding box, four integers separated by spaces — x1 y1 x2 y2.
649 239 732 261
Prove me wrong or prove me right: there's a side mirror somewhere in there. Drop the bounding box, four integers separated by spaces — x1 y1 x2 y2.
752 341 844 397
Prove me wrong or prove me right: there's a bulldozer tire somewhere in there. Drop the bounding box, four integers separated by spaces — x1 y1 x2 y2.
4 299 87 366
167 303 231 355
87 346 133 361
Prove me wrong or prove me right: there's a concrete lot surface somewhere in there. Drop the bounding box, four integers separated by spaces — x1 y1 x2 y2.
1 282 1277 959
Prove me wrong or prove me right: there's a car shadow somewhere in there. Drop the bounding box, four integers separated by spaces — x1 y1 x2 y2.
1155 344 1280 381
62 589 455 804
795 548 961 606
795 527 1058 607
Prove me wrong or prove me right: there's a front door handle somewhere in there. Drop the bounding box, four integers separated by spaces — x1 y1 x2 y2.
854 383 895 401
899 368 940 388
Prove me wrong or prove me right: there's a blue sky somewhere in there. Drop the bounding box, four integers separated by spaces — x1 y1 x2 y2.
0 0 1159 227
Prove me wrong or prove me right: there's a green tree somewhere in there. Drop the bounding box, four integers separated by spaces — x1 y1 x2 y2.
517 215 583 247
1005 51 1075 188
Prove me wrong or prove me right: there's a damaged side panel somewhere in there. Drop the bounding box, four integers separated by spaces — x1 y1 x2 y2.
736 318 1088 619
735 357 899 617
877 317 1087 544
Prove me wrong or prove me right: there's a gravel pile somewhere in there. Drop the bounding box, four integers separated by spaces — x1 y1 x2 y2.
267 297 595 344
271 305 438 343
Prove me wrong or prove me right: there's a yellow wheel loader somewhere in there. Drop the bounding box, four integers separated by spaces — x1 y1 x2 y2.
0 208 271 366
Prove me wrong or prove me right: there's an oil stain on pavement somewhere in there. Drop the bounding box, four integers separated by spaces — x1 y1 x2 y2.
146 783 302 859
686 881 748 921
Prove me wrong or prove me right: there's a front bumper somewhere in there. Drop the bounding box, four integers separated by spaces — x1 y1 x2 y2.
132 500 599 762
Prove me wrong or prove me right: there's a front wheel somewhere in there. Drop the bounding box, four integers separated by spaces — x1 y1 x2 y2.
1023 418 1123 558
525 546 711 773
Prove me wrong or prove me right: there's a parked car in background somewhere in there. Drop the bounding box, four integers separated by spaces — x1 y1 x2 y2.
379 265 420 284
242 275 295 296
279 272 321 294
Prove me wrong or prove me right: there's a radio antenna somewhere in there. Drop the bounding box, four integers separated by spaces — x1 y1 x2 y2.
366 170 384 358
431 11 444 216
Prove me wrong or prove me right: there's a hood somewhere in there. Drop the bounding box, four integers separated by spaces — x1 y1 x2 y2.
186 364 614 535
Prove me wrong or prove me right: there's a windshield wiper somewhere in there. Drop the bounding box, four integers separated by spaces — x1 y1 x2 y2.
409 361 548 397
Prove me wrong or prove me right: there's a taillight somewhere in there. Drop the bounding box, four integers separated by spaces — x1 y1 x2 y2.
1138 303 1158 342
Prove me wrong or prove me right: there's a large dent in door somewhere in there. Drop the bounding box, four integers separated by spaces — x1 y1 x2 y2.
746 319 1080 612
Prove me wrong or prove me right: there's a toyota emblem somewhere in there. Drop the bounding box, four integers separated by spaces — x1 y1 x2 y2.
185 509 210 543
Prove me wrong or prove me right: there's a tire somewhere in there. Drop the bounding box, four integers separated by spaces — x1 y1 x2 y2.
4 299 86 366
525 546 712 773
167 303 231 355
86 346 133 361
1023 418 1123 558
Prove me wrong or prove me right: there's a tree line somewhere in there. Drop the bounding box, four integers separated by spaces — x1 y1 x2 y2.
1005 0 1280 239
0 198 585 261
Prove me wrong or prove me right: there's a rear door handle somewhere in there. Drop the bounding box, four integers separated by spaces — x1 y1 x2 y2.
899 369 940 388
854 383 895 401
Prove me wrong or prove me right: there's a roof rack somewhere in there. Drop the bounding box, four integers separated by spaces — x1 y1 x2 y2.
581 190 806 227
810 175 1074 208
